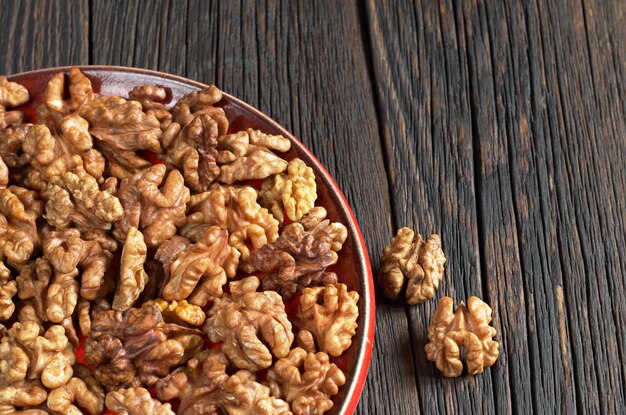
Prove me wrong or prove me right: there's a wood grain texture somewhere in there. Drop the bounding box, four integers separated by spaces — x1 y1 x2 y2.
2 0 626 413
366 0 626 413
0 0 89 73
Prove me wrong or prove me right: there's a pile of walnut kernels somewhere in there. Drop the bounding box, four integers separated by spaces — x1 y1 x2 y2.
0 68 359 415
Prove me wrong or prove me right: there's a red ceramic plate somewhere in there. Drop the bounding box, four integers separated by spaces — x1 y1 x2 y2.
8 66 375 415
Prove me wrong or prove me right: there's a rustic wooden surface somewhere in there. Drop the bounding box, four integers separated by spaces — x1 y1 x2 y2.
1 0 625 413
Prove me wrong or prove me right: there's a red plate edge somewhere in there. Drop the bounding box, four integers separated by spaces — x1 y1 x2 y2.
7 65 376 415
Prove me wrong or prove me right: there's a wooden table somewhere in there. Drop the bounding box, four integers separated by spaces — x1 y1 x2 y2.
2 1 625 413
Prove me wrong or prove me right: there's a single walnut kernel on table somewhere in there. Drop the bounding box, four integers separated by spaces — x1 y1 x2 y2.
379 227 446 305
425 296 500 377
0 68 360 414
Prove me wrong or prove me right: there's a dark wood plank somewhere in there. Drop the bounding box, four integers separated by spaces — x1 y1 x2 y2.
365 0 496 413
527 0 626 411
91 0 189 75
0 0 89 74
367 0 626 414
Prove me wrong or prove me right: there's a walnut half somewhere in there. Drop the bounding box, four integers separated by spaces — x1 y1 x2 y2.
296 283 359 357
268 347 345 415
424 296 499 377
204 276 294 371
379 228 446 304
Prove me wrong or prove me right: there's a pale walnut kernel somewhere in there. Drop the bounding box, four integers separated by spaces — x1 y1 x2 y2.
142 298 205 327
181 184 278 273
47 365 104 415
158 228 239 307
0 261 17 321
251 207 347 298
259 158 317 223
0 76 29 107
80 95 163 179
295 330 316 354
171 86 228 134
0 380 47 414
0 76 29 129
424 296 499 377
42 159 124 232
161 114 220 192
114 164 190 248
268 347 346 415
296 283 359 357
113 227 148 311
43 229 113 321
15 258 52 322
216 129 291 184
128 85 172 130
204 276 294 371
0 186 40 264
155 349 292 415
106 387 174 415
0 321 75 388
379 227 446 304
41 68 94 118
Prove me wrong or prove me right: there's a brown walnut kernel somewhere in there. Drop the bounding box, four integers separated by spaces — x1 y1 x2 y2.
42 159 124 233
113 227 148 311
106 387 174 415
158 228 239 307
155 348 292 415
128 85 172 130
0 76 30 129
0 321 75 388
80 95 163 179
204 276 294 371
42 229 113 323
47 365 104 415
0 261 17 320
114 164 190 248
268 347 346 415
296 283 359 357
40 68 94 122
424 296 500 377
379 228 446 305
0 186 40 265
181 184 278 272
259 157 317 223
251 207 347 298
84 304 203 389
171 86 229 134
142 298 206 327
0 124 32 169
162 114 220 192
0 379 47 414
15 258 52 322
216 128 291 184
76 298 111 337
